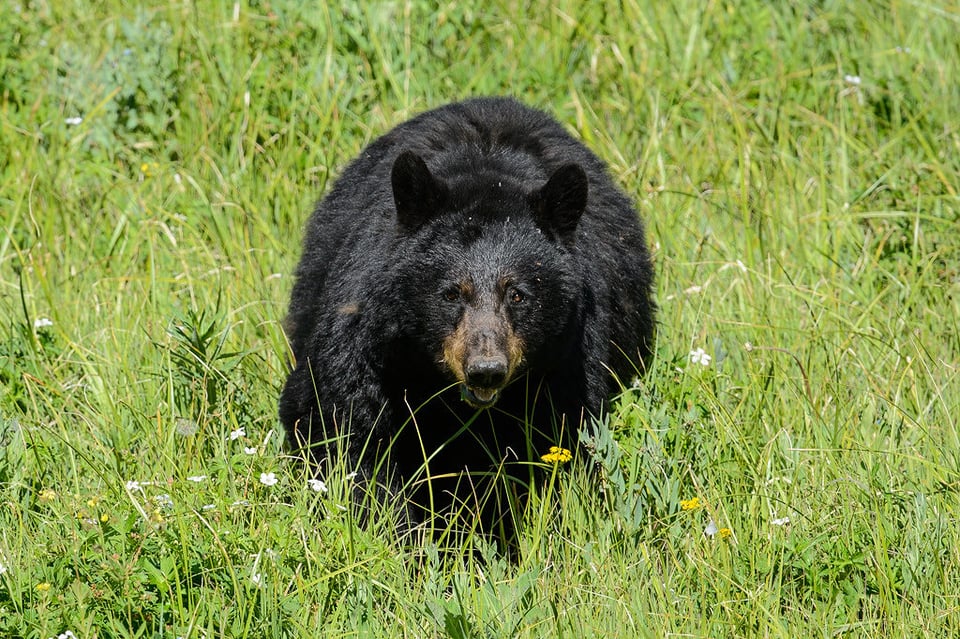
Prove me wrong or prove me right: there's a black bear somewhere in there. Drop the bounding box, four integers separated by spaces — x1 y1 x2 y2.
279 97 655 544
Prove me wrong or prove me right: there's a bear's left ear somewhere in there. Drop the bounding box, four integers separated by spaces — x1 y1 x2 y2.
391 151 446 231
530 163 588 245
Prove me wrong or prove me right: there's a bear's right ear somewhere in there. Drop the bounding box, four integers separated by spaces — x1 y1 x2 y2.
391 151 446 231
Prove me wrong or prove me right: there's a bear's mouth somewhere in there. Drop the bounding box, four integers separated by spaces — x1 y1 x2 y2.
460 385 500 409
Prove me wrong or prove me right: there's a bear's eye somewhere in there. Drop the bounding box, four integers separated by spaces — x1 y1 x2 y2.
508 287 525 304
443 287 461 303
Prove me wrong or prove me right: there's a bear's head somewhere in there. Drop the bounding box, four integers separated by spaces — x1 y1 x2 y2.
390 150 588 409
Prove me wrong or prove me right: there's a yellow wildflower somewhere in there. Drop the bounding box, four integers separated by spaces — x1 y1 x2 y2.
540 446 572 464
705 520 732 539
680 497 701 511
38 489 57 502
35 582 52 593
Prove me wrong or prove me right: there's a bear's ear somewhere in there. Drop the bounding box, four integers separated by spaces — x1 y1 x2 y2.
531 163 588 245
391 151 446 231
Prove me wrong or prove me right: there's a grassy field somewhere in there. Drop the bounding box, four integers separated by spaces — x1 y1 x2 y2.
2 0 959 636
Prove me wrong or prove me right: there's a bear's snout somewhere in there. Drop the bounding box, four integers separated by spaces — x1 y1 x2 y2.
465 355 508 390
442 307 525 409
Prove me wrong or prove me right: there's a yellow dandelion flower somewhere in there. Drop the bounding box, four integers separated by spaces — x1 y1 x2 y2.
540 446 572 464
680 497 701 511
35 582 52 593
719 527 733 539
100 513 110 523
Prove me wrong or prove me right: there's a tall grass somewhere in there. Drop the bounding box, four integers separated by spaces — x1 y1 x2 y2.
1 1 958 637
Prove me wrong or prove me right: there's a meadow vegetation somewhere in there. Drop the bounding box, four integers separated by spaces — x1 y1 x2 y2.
1 1 958 636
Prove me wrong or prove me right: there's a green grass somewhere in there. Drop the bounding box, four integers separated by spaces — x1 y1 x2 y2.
2 0 959 636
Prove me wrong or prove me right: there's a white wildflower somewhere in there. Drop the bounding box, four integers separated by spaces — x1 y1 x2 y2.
259 472 278 487
308 479 328 493
229 427 245 441
689 348 712 367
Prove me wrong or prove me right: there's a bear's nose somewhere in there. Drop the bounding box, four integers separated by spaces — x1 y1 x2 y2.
465 357 508 389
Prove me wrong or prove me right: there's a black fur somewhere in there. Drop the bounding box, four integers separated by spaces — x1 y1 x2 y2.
279 97 655 543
